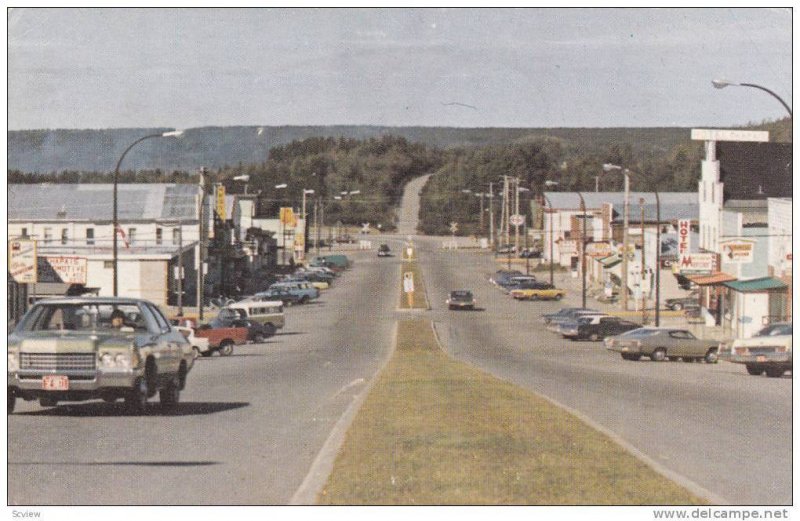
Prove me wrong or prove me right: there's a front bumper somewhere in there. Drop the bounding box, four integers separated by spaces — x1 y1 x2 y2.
729 353 792 365
9 368 141 400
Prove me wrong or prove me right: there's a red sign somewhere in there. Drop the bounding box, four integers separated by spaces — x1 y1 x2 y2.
678 220 691 256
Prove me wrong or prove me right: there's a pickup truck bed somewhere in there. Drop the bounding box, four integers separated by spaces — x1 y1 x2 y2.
194 326 249 356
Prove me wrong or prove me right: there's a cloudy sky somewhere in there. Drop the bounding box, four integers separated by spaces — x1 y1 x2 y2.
7 7 793 130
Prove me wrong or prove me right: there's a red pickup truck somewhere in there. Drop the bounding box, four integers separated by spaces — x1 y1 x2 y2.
194 324 249 356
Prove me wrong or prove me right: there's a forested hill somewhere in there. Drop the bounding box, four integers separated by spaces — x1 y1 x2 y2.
9 125 696 174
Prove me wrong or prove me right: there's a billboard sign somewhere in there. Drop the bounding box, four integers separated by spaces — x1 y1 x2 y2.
9 240 37 283
678 253 715 274
37 256 88 284
720 239 755 264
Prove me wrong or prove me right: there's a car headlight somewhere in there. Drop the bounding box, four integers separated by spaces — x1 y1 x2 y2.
8 352 19 372
100 351 133 368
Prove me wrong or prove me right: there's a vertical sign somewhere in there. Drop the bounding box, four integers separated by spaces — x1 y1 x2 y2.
677 219 691 257
216 185 227 220
9 240 37 283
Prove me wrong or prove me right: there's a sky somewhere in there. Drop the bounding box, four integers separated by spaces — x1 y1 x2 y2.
6 7 794 130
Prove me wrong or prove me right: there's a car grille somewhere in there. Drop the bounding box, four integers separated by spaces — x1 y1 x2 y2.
20 353 97 371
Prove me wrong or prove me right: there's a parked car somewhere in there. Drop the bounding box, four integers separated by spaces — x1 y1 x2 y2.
378 244 392 257
210 313 275 344
226 301 285 334
269 281 320 303
724 322 792 377
542 307 596 325
499 275 538 292
176 326 211 360
560 316 640 341
284 275 329 290
665 291 700 311
248 289 302 307
194 311 250 356
496 244 517 254
519 248 543 258
605 327 720 363
446 290 476 310
8 297 193 413
546 310 606 331
510 282 566 301
490 269 523 286
310 254 351 270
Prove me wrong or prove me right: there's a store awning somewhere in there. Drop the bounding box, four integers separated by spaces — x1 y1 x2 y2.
723 277 788 292
686 272 737 286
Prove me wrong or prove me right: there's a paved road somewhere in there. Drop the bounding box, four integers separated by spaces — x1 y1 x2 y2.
8 249 398 505
396 174 431 236
415 236 791 505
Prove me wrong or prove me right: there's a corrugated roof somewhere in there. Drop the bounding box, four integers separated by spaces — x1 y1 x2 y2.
9 184 200 221
723 277 788 292
544 192 698 221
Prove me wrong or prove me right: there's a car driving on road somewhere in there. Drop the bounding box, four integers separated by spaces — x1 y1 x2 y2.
446 290 476 310
724 322 792 377
8 297 193 414
510 282 566 301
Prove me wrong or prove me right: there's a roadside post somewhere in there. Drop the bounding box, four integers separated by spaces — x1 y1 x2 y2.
403 271 415 308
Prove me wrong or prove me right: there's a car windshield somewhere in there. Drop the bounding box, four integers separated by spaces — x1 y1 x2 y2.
17 302 150 333
451 291 473 299
757 324 793 336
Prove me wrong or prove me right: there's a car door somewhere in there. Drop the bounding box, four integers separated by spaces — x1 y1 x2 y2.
666 330 692 356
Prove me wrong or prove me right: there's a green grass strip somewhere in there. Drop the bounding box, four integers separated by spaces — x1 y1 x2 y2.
399 262 429 309
318 319 706 505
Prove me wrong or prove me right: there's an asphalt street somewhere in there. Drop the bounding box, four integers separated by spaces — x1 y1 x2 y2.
415 236 792 505
8 248 398 505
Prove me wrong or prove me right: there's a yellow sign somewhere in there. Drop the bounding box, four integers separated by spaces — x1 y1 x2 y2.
216 185 227 220
9 239 37 283
280 207 297 228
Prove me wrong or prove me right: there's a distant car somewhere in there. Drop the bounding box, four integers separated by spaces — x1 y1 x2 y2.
496 244 517 254
542 307 595 325
247 289 302 307
377 244 392 257
519 248 543 258
605 327 719 363
510 282 565 301
560 316 641 341
499 276 538 292
446 290 476 310
269 281 320 304
490 270 524 286
724 322 792 377
665 292 700 311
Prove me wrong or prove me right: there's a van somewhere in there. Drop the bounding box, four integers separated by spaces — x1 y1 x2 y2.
226 300 285 333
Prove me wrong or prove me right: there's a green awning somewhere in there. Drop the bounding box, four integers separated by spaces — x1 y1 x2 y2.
723 277 788 292
599 255 622 267
604 259 622 269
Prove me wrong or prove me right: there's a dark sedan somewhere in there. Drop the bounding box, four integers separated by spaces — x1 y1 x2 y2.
447 290 476 310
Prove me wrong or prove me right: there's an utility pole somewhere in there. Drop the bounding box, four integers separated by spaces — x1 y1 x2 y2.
514 177 520 255
196 167 207 322
622 173 630 311
314 198 320 256
488 183 495 249
177 219 183 315
640 198 647 324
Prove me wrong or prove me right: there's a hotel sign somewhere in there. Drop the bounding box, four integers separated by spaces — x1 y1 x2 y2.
678 253 716 274
677 220 691 257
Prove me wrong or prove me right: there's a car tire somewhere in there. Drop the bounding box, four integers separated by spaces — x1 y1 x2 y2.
253 334 265 344
219 340 234 356
192 346 201 359
554 294 563 301
264 323 277 338
7 390 15 414
671 303 683 311
125 378 149 415
200 350 213 358
704 350 719 364
589 333 599 342
621 353 641 361
746 365 764 376
159 379 180 408
765 367 785 378
651 348 667 362
300 296 309 305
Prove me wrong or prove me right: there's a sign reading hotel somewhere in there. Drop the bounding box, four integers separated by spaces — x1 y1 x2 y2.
678 253 715 274
677 220 691 256
9 240 37 283
720 239 756 264
37 256 88 284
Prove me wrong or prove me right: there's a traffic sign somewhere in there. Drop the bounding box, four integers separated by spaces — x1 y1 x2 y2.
510 214 525 226
449 222 458 233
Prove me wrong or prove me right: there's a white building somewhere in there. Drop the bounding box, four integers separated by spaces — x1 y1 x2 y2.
9 183 203 306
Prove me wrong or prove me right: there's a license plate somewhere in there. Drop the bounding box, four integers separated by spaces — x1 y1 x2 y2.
756 356 767 363
42 375 69 391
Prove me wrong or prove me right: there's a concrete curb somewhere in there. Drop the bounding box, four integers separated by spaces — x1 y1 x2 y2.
289 321 398 505
428 321 729 505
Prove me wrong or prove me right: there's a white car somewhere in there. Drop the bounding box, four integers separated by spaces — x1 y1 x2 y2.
176 326 211 359
723 323 792 377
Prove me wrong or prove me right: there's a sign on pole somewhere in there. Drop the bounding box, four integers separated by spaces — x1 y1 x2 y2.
403 272 415 293
510 214 525 227
9 240 37 283
216 185 227 220
720 239 755 264
450 222 458 233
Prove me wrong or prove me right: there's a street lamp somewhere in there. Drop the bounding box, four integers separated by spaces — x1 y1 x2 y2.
712 79 792 118
543 180 559 286
577 192 588 309
112 129 183 296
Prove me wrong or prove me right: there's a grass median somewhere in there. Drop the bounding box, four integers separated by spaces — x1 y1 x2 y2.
399 261 429 310
318 319 705 505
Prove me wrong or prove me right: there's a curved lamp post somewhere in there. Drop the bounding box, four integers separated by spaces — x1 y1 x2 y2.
712 79 792 118
113 129 183 296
